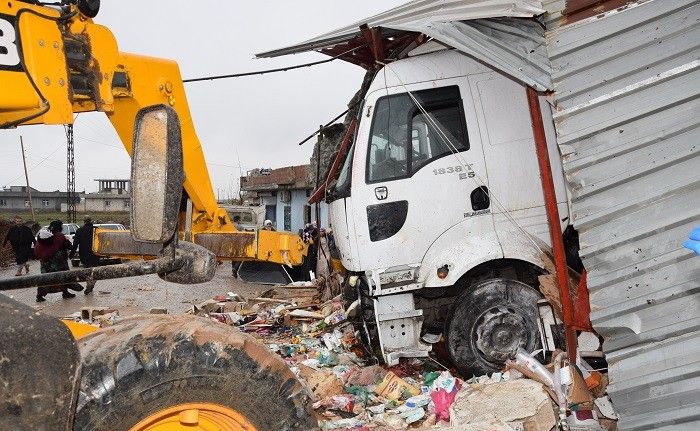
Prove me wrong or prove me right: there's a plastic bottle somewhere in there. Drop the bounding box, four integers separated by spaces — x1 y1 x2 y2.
514 347 555 388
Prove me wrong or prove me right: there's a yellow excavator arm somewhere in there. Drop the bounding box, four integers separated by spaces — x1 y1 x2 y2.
0 1 306 265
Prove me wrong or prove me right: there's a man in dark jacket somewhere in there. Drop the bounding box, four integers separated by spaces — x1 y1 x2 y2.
3 215 35 276
70 216 98 294
34 220 82 301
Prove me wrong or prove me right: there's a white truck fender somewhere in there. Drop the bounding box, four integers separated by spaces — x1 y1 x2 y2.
420 217 502 287
421 219 554 288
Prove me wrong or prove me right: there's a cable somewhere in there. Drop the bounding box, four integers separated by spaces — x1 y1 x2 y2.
296 106 353 146
183 45 367 83
0 144 63 186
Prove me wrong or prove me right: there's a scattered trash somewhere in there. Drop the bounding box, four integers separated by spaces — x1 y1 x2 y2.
183 287 616 431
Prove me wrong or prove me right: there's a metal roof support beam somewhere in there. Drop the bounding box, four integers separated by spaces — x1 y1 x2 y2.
527 86 578 360
359 24 385 65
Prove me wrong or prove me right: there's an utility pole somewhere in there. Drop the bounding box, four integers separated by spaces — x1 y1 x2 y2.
315 125 322 227
66 124 76 223
19 136 35 222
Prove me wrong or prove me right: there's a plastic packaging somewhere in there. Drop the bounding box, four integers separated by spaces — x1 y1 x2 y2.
375 371 421 401
404 394 431 409
400 406 426 424
431 387 459 423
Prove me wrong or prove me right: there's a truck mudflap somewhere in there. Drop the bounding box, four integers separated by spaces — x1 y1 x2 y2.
0 295 81 431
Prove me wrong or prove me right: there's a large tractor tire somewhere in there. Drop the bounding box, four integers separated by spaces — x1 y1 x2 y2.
445 278 542 377
74 314 317 431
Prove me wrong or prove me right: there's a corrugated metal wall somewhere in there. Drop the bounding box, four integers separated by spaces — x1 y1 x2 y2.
546 0 700 429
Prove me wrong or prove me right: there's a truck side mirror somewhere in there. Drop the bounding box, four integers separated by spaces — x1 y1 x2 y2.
130 105 184 243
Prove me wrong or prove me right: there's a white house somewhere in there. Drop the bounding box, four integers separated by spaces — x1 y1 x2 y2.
240 165 328 232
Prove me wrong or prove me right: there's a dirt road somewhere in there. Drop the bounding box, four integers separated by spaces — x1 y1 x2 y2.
0 261 271 318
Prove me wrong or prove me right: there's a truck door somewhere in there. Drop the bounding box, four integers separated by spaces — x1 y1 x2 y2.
350 80 491 272
327 138 361 270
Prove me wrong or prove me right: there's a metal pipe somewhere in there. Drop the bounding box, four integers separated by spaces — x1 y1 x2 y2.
526 86 578 360
0 257 184 291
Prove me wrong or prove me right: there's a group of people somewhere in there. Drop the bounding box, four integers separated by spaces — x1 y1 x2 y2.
3 215 98 302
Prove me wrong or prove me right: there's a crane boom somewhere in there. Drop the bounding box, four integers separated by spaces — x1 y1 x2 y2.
0 1 306 266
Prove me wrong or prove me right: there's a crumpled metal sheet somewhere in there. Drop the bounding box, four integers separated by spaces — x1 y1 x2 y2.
393 17 551 90
257 1 552 90
258 0 545 58
547 0 700 429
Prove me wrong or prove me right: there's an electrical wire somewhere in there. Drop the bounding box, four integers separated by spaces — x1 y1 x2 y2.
183 45 367 83
296 106 353 146
0 144 63 187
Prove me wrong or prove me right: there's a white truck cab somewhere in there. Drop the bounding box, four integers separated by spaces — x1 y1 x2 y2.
329 47 570 374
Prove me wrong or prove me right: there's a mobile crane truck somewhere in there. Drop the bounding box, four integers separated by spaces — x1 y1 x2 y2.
0 1 317 430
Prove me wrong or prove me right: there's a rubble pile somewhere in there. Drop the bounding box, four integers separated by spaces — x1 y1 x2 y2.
60 285 617 431
184 289 618 431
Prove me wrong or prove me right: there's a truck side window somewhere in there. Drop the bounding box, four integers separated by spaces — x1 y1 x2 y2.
367 95 412 183
367 86 468 183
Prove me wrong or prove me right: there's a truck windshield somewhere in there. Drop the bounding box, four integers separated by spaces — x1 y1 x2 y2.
366 85 468 183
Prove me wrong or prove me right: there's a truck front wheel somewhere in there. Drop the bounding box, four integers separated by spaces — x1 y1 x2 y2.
445 278 542 377
74 314 317 431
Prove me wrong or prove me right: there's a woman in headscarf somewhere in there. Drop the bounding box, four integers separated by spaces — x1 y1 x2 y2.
33 220 83 302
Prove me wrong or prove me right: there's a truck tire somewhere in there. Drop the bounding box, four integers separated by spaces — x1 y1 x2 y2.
74 314 317 431
445 278 542 377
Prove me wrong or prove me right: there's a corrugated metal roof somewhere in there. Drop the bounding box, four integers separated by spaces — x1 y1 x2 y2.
256 1 552 90
257 0 545 58
547 0 700 429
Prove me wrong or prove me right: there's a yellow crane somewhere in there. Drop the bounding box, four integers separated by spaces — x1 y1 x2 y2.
1 0 306 267
0 1 316 430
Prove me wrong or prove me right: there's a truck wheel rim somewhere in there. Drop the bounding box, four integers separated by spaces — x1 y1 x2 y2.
474 306 530 364
129 403 258 431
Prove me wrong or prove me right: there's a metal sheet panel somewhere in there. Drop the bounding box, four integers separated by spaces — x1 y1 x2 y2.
547 0 700 429
257 0 545 58
394 18 552 90
258 1 553 90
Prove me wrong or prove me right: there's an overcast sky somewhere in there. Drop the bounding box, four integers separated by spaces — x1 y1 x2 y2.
0 0 406 199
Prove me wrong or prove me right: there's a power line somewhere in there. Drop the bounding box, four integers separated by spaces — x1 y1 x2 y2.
183 45 366 83
0 144 63 186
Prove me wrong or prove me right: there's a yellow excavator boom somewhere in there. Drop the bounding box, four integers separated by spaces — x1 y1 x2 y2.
0 1 306 265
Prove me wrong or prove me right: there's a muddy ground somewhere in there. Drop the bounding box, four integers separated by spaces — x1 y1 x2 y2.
0 261 271 318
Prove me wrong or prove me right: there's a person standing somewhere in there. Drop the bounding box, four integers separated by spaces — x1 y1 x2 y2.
70 216 98 294
34 220 82 301
2 215 35 276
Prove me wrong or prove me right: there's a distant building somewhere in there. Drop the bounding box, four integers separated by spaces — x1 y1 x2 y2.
0 185 73 211
240 165 328 232
71 179 131 212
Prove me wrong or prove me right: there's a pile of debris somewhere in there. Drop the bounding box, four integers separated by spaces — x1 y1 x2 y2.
188 290 618 431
